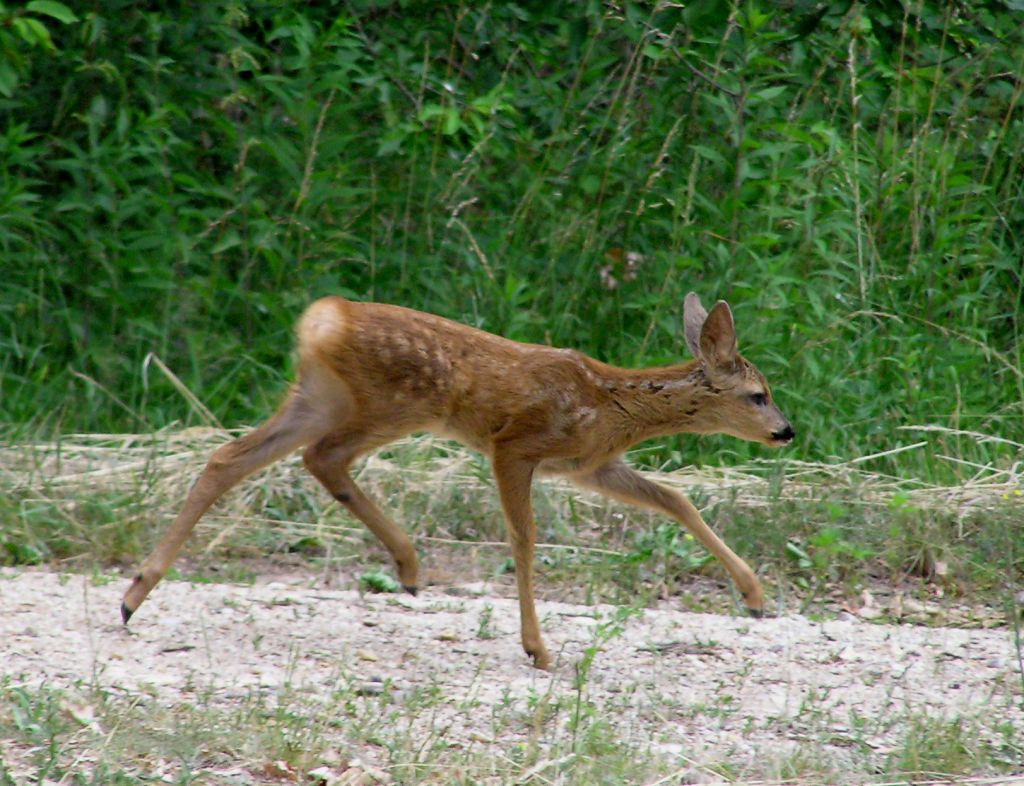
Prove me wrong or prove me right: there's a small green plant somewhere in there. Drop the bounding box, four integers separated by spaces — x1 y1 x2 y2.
359 570 401 594
2 540 42 566
476 602 496 639
786 526 874 586
887 715 985 779
571 605 643 751
623 522 714 596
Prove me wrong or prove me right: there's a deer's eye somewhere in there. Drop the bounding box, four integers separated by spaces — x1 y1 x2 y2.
749 393 768 406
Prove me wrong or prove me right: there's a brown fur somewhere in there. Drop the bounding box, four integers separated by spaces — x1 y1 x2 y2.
122 293 793 670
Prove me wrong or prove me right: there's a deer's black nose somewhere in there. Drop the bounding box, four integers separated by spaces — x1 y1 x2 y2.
772 425 795 443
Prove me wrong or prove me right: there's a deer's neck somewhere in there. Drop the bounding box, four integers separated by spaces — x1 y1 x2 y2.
600 361 713 445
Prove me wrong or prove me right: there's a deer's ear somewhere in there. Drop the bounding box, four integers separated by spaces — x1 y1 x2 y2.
699 300 738 370
683 292 708 360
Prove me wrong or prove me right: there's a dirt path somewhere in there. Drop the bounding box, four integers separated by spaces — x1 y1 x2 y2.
2 568 1022 782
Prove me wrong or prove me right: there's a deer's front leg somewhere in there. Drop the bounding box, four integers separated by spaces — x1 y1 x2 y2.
573 460 764 615
491 454 550 670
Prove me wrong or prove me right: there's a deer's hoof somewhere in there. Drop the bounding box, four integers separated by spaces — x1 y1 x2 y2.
746 606 764 619
402 584 418 597
120 602 135 624
528 647 552 671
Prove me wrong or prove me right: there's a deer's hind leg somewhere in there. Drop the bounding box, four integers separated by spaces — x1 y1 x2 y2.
122 386 330 621
302 430 420 593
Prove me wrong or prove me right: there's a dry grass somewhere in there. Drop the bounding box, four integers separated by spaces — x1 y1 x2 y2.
1 425 1019 536
0 427 1020 614
4 425 1021 503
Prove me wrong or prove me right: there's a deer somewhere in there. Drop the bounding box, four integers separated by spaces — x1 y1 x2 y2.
121 292 793 670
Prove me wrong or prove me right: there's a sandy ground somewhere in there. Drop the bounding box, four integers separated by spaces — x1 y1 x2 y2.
2 568 1022 782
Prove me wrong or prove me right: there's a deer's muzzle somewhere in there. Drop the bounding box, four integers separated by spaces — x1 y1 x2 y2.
771 425 795 444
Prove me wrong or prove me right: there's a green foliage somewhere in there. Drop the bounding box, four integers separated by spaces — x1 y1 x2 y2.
1 683 67 779
621 520 714 596
0 1 78 96
0 0 1021 483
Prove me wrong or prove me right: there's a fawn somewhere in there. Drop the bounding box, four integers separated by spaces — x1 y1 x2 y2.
122 292 793 670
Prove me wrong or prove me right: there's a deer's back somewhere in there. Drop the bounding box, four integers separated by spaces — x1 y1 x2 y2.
295 297 610 458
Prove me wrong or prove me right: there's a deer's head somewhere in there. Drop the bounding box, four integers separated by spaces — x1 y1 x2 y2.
683 292 794 447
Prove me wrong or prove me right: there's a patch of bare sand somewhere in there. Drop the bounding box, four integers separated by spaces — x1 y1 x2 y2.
1 568 1021 779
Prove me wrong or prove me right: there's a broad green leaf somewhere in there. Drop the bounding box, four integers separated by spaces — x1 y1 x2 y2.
0 61 17 97
26 0 78 23
443 107 461 135
690 143 727 166
210 230 242 255
753 85 787 102
13 16 53 48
